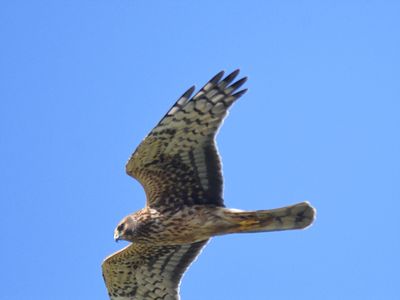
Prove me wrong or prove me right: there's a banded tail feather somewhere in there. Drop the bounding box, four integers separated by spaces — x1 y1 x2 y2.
224 202 315 234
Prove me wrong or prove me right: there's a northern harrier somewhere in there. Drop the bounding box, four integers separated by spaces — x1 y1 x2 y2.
102 70 315 300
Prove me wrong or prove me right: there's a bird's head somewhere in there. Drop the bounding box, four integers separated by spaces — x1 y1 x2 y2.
114 215 137 242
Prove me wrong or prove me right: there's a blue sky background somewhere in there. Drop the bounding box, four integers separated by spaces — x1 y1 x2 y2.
1 1 399 299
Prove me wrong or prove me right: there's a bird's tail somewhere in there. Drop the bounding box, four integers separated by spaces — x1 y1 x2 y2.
222 202 316 234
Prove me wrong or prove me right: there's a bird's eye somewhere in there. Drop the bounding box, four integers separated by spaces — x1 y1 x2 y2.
117 223 125 232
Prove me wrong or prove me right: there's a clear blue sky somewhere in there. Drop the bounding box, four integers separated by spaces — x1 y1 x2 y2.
1 1 399 299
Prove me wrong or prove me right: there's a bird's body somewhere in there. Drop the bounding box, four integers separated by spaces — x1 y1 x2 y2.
114 203 314 246
102 70 316 300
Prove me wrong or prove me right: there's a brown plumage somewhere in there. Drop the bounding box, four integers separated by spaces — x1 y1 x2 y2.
102 70 316 300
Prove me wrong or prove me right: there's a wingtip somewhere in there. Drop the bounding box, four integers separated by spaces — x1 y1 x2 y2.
232 88 248 98
185 85 196 96
228 76 248 92
210 71 225 84
223 69 240 84
176 85 196 106
231 68 241 77
209 69 245 86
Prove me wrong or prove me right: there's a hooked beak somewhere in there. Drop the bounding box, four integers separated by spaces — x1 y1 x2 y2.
114 232 120 242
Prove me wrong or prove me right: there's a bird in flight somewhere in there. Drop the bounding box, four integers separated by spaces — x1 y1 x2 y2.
102 70 315 300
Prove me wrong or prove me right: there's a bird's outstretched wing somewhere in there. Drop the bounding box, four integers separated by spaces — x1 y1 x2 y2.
102 240 208 300
126 70 247 210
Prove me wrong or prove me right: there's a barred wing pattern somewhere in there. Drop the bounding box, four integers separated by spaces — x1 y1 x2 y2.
126 70 247 209
102 240 208 300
